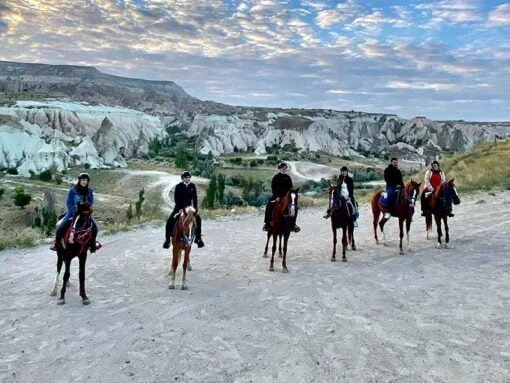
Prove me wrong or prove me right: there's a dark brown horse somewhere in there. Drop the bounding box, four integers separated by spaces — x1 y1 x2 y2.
371 180 421 254
50 204 99 305
168 206 196 290
424 179 460 248
263 188 299 272
327 185 356 262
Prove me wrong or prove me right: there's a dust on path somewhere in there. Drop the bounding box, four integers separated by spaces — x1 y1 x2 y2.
1 191 509 382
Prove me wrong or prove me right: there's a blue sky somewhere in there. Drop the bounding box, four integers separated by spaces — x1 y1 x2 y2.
1 0 509 121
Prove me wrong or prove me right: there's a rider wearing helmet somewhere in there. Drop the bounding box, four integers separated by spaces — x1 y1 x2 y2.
421 160 453 217
262 162 300 233
50 173 99 252
163 171 204 249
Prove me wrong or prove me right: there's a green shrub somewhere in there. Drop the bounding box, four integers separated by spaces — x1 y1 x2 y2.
6 167 18 175
39 169 53 182
13 186 31 209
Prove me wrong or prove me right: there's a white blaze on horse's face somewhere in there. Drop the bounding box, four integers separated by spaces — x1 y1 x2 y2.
289 192 296 217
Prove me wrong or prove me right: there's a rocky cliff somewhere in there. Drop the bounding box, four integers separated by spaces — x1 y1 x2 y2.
1 61 509 177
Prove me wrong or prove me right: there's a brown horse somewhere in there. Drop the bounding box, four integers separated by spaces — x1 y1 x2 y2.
371 180 421 254
424 179 460 248
50 204 100 305
169 206 196 290
263 188 299 272
327 185 356 262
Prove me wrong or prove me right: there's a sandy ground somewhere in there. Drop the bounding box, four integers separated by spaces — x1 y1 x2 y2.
1 189 509 383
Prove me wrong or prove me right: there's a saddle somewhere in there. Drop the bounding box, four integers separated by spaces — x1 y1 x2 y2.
379 188 402 217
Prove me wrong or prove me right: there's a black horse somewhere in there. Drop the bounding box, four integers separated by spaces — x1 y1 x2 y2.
50 204 100 305
327 185 356 262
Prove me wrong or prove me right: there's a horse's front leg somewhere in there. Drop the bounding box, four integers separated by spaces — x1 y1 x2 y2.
281 234 289 273
443 217 449 248
425 213 433 240
398 218 405 255
331 225 337 262
269 235 277 272
349 223 356 251
342 226 348 262
181 248 190 290
434 213 443 248
405 218 412 252
58 258 72 305
278 234 283 258
50 252 64 296
168 249 179 289
262 232 271 258
79 254 90 305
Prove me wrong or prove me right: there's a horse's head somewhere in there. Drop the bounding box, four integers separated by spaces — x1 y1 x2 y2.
441 178 460 206
289 187 299 217
175 206 196 247
404 179 421 206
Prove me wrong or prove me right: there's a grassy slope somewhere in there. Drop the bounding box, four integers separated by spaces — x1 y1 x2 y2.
411 140 510 192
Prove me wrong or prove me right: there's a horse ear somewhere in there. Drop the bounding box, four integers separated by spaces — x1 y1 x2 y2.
449 178 455 183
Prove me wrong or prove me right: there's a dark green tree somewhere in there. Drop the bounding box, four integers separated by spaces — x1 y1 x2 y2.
13 186 31 209
217 173 226 205
203 174 217 209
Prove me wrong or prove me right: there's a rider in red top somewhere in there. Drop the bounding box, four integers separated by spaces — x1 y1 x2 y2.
421 160 453 216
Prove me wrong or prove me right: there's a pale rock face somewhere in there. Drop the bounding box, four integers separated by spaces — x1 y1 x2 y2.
0 100 167 175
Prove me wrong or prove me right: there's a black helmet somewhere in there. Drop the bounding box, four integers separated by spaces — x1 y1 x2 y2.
277 162 288 169
181 171 192 179
431 160 440 166
340 166 348 172
78 173 90 181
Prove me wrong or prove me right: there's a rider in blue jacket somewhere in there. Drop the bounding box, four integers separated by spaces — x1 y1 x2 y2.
50 173 98 252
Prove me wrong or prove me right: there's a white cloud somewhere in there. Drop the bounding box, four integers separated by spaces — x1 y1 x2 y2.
488 3 510 26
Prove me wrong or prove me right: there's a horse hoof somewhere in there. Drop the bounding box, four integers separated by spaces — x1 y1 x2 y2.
82 298 91 305
351 245 357 251
399 250 404 255
282 268 289 273
269 267 274 272
262 254 268 258
330 257 336 262
168 284 175 290
181 285 188 290
187 266 192 271
435 243 441 249
342 258 347 262
57 299 65 305
444 244 449 249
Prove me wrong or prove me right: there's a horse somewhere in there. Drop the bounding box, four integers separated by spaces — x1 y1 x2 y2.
263 188 299 273
168 206 196 290
424 179 460 248
371 180 421 254
327 185 356 262
50 204 100 305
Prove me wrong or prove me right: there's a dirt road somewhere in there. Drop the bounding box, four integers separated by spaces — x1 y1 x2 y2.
1 191 509 382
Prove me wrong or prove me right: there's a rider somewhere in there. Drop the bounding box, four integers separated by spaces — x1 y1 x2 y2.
324 166 358 224
162 171 204 249
50 173 98 252
263 162 300 233
421 160 454 217
383 157 404 218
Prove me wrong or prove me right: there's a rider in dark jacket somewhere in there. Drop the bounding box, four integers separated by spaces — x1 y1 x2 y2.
263 162 300 232
324 166 358 222
384 158 404 216
163 171 204 249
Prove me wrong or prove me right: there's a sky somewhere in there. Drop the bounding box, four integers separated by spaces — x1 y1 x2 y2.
0 0 509 121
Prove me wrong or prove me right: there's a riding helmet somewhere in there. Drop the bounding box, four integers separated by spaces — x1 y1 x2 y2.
431 160 440 166
78 172 90 181
277 162 288 169
181 171 192 179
